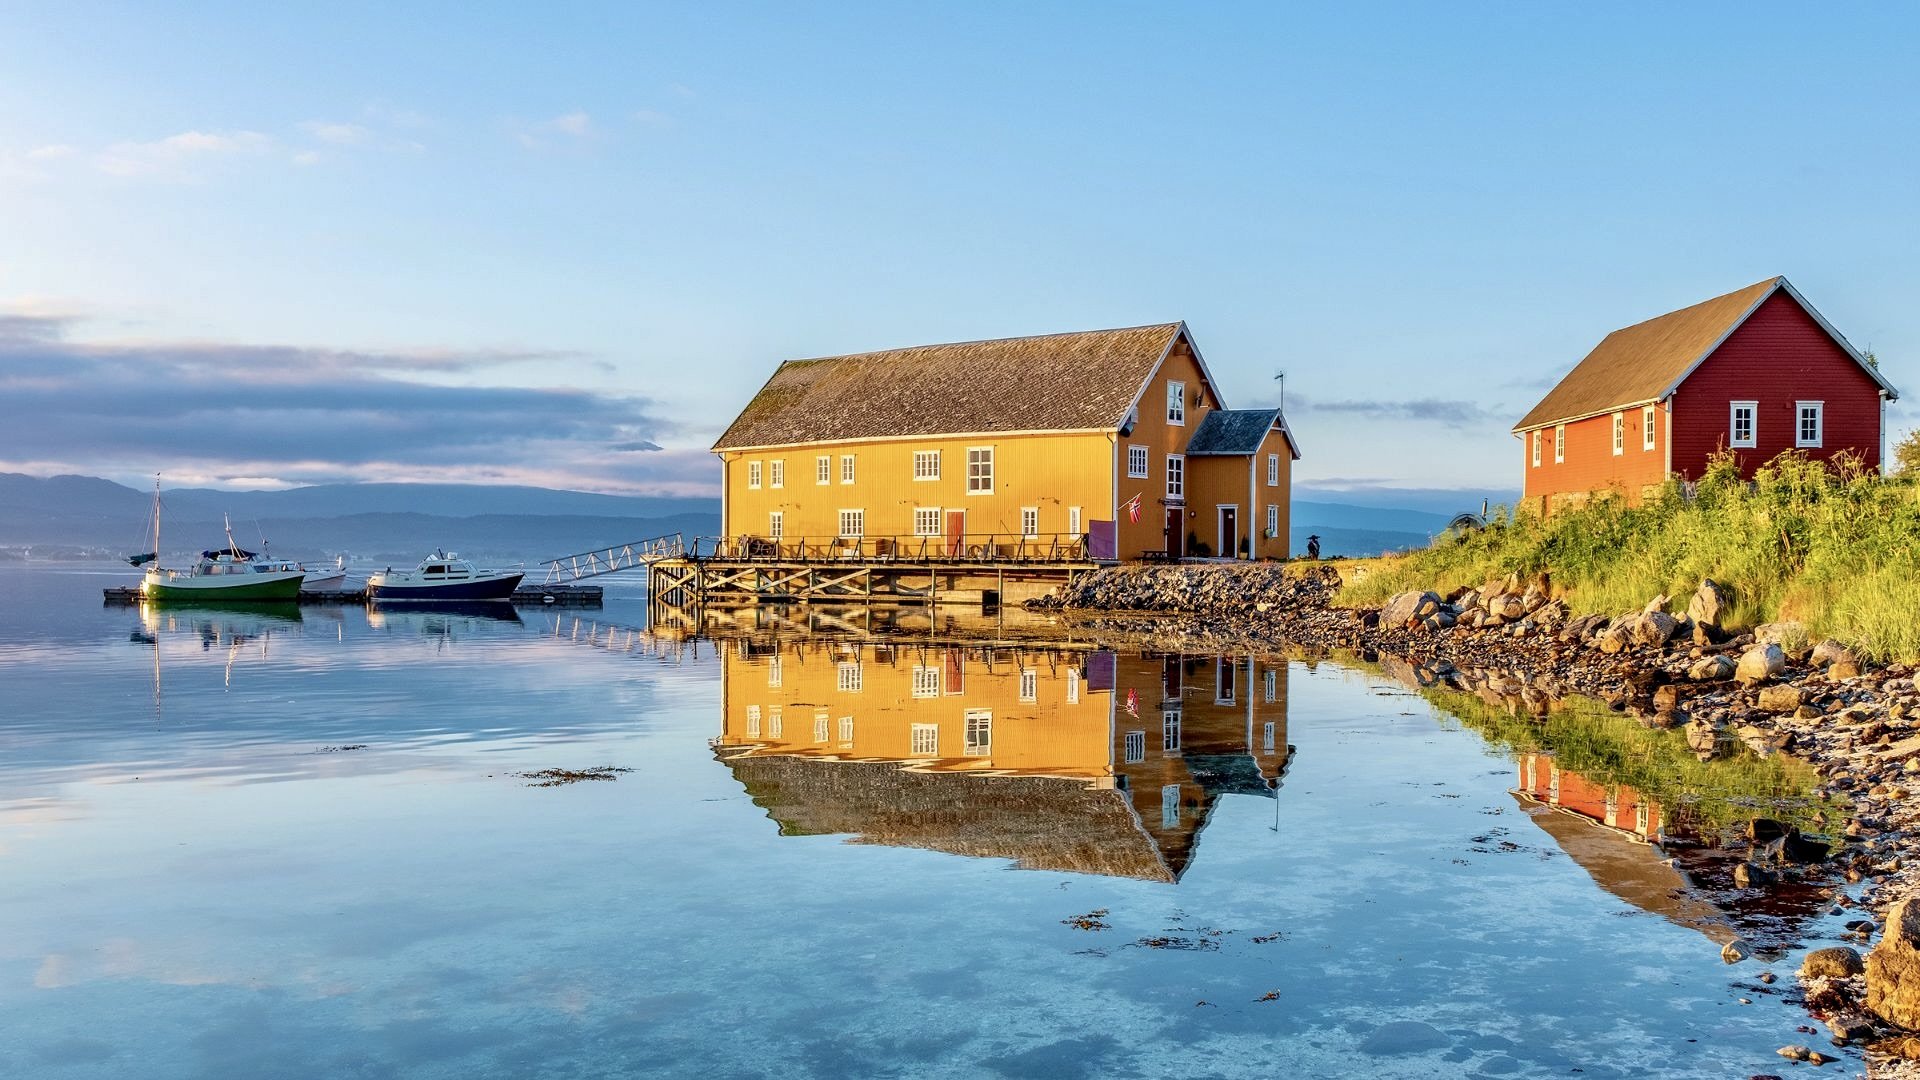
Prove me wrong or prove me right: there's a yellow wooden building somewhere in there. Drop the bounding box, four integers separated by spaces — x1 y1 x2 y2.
713 637 1292 881
711 322 1300 561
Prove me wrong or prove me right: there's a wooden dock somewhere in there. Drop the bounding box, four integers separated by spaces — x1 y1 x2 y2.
646 555 1093 609
103 585 604 607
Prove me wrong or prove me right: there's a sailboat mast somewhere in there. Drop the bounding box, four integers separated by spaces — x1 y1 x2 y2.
152 475 161 562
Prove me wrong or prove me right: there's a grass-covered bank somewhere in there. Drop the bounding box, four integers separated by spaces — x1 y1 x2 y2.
1340 452 1920 662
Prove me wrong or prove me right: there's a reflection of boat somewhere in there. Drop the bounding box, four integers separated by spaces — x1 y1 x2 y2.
714 640 1292 882
140 602 304 637
369 600 524 624
366 551 523 602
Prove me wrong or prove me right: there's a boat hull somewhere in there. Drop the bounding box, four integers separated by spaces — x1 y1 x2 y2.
366 572 524 602
141 571 306 602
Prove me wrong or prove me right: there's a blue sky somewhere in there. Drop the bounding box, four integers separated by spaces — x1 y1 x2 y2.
2 3 1916 498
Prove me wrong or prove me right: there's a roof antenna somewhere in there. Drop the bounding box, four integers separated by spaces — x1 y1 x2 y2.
1273 369 1286 412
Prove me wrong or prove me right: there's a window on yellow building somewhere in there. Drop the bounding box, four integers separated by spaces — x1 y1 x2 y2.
813 711 829 743
966 447 993 494
840 455 856 484
1167 381 1186 425
1069 507 1081 536
1267 453 1279 486
768 706 782 738
1127 445 1148 478
816 455 830 484
911 723 938 756
838 509 864 538
963 710 992 756
836 662 862 692
747 461 761 489
1020 507 1038 537
1166 455 1184 499
768 511 782 539
913 450 940 480
1019 669 1037 702
746 705 761 738
1066 668 1080 703
911 666 940 698
913 508 940 536
838 716 854 746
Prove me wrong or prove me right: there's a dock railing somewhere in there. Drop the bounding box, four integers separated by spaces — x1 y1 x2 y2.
541 533 686 584
695 531 1091 564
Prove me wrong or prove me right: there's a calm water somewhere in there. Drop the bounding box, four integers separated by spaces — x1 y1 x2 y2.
0 563 1859 1078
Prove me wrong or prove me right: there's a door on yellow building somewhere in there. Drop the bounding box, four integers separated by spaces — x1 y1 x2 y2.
945 510 966 558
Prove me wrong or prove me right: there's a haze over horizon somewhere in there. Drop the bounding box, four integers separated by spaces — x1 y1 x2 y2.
3 4 1915 498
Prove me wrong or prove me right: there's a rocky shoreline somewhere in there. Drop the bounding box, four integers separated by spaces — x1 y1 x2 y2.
1035 562 1920 1073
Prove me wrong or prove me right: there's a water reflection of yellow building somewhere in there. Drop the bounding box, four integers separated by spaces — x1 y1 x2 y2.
715 638 1291 882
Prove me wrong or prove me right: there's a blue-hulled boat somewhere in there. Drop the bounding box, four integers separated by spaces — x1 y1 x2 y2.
365 551 523 602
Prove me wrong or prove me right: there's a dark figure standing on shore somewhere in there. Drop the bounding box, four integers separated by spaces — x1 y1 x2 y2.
1305 534 1321 561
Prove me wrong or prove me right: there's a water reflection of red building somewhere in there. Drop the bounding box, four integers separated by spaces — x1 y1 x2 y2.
1513 752 1662 842
714 638 1291 882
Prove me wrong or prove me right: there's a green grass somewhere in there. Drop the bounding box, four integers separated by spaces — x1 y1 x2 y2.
1420 682 1838 839
1340 451 1920 661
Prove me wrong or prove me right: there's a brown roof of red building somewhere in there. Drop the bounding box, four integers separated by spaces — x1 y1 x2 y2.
1515 277 1897 432
712 322 1191 451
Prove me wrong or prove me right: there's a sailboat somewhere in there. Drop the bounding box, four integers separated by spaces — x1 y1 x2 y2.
134 482 306 602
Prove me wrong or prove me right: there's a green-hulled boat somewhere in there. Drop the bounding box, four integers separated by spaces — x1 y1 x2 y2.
133 487 304 602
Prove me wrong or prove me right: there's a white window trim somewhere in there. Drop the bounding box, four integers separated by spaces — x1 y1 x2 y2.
1266 453 1280 486
1165 454 1185 500
838 509 864 538
1019 669 1037 703
768 511 783 539
816 455 831 485
1530 430 1541 468
912 449 941 482
1127 444 1149 479
1796 400 1824 449
1068 506 1081 536
963 709 992 756
1167 380 1187 425
1642 406 1657 452
965 446 994 495
913 507 942 537
769 459 784 488
1020 507 1039 537
1611 412 1625 456
1124 730 1145 764
840 454 856 484
1554 424 1565 464
1730 401 1758 449
1266 503 1279 538
747 461 762 489
911 723 938 757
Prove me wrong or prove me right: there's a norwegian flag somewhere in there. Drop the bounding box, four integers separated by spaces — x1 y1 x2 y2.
1124 493 1143 524
1125 687 1139 717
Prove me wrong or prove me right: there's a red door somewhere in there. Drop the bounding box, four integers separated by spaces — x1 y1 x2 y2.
945 511 966 558
1166 508 1182 558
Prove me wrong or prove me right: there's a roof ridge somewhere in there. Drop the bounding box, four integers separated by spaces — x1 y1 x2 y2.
781 321 1182 366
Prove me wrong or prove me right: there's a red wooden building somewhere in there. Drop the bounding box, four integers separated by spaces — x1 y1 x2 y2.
1514 277 1898 514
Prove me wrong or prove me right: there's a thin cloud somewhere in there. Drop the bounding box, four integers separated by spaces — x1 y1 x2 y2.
550 111 592 137
301 120 369 145
1302 396 1502 429
94 129 274 179
24 144 76 160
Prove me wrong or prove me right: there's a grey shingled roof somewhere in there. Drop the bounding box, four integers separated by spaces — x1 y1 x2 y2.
1184 408 1284 455
712 323 1186 451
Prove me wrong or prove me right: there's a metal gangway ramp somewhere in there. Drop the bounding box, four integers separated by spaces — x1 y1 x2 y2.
541 533 686 585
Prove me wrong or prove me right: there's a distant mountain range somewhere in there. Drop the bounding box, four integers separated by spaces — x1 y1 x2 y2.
0 473 1509 562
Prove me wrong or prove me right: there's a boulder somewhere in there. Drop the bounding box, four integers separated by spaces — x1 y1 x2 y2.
1756 621 1812 655
1686 718 1724 758
1811 640 1857 669
1722 937 1752 963
1868 897 1920 1028
1634 611 1679 646
1690 655 1737 682
1736 644 1786 685
1652 684 1682 714
1688 579 1730 628
1598 625 1633 654
1380 591 1435 629
1492 595 1527 622
1757 685 1805 713
1832 659 1863 680
1801 947 1866 981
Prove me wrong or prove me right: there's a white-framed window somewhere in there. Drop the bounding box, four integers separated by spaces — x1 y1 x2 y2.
911 666 940 698
1127 444 1149 478
1161 784 1181 827
1066 668 1080 704
913 450 940 481
1019 668 1037 702
963 710 992 756
1636 802 1651 835
1267 453 1280 486
747 461 762 489
1167 381 1186 424
746 705 761 738
1162 708 1182 752
816 455 831 484
1264 667 1277 703
1611 412 1625 456
813 711 829 743
1797 401 1824 448
1124 730 1145 763
768 511 783 539
837 716 854 746
1554 424 1565 463
768 656 782 688
966 447 993 494
1166 454 1184 499
836 662 862 692
1531 430 1541 468
769 460 784 488
1266 504 1279 538
1215 659 1236 705
1020 507 1038 537
911 723 938 757
1263 720 1276 752
1069 507 1081 536
913 508 941 536
1730 401 1757 448
768 706 783 738
840 454 856 484
838 509 864 538
1643 406 1657 451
